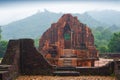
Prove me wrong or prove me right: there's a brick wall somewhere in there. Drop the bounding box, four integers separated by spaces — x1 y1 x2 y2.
76 61 115 75
1 40 20 80
0 39 54 80
19 39 54 75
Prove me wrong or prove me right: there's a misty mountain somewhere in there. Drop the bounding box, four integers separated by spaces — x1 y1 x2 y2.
1 10 62 40
88 10 120 26
1 10 120 40
106 24 120 33
73 13 106 28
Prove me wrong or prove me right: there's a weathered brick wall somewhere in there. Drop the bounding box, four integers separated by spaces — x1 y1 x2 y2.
39 14 98 67
1 40 20 80
76 61 115 75
19 39 54 75
0 39 54 80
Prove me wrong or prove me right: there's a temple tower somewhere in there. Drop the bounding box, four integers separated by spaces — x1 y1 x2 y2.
39 14 98 67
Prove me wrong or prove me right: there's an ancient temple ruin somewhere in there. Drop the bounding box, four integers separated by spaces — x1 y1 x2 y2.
39 14 99 67
0 14 119 79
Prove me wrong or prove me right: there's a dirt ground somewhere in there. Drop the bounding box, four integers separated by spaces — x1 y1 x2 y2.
95 58 113 67
16 76 115 80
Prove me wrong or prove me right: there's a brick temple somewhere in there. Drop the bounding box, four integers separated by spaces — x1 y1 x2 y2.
39 14 98 67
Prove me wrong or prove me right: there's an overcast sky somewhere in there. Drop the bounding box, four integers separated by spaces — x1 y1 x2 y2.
0 0 120 25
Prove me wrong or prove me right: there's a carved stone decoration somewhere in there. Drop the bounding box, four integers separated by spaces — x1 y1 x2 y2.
39 14 99 67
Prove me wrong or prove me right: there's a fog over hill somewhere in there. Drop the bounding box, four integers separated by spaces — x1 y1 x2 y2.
88 10 120 26
1 10 120 40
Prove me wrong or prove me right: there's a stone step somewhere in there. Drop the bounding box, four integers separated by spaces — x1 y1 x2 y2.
63 59 72 66
53 71 80 76
0 68 7 71
60 55 77 58
64 54 73 56
64 64 72 66
0 65 11 71
64 58 72 60
64 61 72 63
64 60 72 62
63 49 76 57
64 62 71 63
63 49 72 54
54 66 76 71
63 62 72 64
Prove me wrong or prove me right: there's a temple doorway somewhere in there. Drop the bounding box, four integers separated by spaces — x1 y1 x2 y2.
63 23 71 49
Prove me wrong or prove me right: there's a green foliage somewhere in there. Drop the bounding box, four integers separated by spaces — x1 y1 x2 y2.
101 29 112 41
98 45 109 53
0 27 8 58
108 32 120 52
0 41 7 57
0 26 1 40
92 26 112 53
34 38 39 48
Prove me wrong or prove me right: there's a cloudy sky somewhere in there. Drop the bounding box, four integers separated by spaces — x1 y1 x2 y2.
0 0 120 25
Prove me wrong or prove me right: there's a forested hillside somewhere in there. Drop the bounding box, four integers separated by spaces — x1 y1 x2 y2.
1 10 105 40
88 10 120 26
1 10 120 54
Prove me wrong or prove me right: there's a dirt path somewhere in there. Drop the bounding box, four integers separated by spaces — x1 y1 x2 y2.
17 76 115 80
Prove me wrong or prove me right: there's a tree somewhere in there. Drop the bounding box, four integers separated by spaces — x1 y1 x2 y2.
0 41 7 57
34 38 39 48
99 45 108 53
101 29 112 41
0 26 1 40
0 27 8 58
93 26 113 53
108 32 120 52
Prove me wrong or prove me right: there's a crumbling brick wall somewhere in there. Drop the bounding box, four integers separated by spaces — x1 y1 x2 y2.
19 39 54 75
1 40 20 80
1 39 54 79
76 61 115 76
